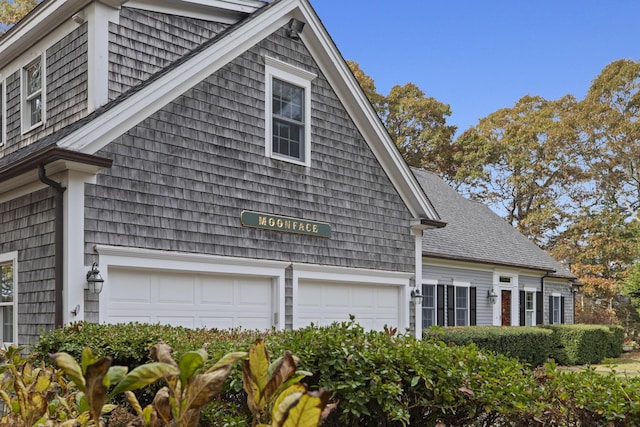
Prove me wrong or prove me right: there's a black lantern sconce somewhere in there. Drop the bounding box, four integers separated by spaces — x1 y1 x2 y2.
487 288 498 305
86 263 104 294
411 288 424 305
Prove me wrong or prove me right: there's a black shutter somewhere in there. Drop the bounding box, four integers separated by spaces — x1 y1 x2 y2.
536 292 544 325
548 295 554 325
519 290 525 326
437 284 445 326
561 296 566 324
470 287 477 326
447 285 455 326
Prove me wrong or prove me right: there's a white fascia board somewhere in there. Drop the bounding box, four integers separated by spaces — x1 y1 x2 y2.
0 0 92 67
294 1 440 221
58 0 300 154
125 0 263 23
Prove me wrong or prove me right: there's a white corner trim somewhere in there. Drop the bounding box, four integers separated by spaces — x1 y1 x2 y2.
86 2 120 113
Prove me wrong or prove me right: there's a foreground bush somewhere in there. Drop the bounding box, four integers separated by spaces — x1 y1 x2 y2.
30 321 640 426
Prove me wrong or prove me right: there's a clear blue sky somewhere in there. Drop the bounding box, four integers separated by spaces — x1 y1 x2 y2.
311 1 640 134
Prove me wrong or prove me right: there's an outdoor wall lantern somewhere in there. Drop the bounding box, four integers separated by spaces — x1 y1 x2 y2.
86 263 104 294
411 288 424 305
286 18 305 39
487 288 498 305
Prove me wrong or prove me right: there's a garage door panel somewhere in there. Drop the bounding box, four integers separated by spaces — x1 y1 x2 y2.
105 268 274 329
297 281 402 331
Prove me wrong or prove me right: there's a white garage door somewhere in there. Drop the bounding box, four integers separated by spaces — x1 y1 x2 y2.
296 281 401 330
104 267 274 330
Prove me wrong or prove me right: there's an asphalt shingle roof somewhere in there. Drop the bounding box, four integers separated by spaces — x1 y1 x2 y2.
413 168 575 279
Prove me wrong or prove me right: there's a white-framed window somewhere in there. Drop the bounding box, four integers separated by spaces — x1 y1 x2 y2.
264 56 315 166
22 55 45 131
524 290 536 326
0 79 4 147
455 285 469 326
552 294 561 324
0 252 18 346
422 282 436 327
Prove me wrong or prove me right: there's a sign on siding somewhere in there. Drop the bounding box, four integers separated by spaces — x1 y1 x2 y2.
240 210 331 237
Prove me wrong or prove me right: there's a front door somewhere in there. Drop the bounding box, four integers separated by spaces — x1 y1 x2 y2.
501 290 512 326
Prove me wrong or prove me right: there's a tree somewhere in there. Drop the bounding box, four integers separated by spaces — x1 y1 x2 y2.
581 59 640 223
347 62 466 182
460 94 587 246
0 0 40 32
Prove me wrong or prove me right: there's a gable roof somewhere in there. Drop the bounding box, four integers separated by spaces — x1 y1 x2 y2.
0 0 442 224
412 168 575 279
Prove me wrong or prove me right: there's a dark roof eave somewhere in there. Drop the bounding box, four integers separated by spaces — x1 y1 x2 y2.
421 218 447 229
0 146 113 183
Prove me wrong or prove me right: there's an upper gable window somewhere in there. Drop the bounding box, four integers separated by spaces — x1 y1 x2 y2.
264 57 316 166
23 55 45 131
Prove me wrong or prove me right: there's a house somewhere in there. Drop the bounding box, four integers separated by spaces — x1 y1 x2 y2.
0 0 448 346
412 168 577 329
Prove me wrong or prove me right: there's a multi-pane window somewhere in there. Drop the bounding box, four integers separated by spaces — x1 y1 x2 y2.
264 56 315 166
524 291 535 326
422 284 436 327
23 56 43 129
455 286 468 326
272 78 304 160
552 295 561 324
0 254 16 345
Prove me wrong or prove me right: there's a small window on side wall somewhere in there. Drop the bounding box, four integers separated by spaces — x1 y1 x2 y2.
0 252 18 346
22 55 44 132
264 56 316 166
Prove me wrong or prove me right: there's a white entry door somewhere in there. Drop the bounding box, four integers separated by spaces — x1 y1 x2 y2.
104 267 274 330
296 281 401 330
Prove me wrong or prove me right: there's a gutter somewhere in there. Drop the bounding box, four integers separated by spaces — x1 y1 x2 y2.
2 147 112 330
38 165 66 328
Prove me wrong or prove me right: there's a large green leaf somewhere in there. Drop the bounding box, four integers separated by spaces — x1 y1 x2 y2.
178 349 207 390
108 362 179 398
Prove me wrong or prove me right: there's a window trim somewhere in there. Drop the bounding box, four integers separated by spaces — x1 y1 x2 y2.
523 288 537 326
264 56 316 166
21 54 46 133
551 293 561 324
452 281 470 326
0 251 18 346
0 79 5 147
421 280 438 328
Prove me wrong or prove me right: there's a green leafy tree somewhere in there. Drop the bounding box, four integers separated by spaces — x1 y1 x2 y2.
461 94 586 246
0 0 40 32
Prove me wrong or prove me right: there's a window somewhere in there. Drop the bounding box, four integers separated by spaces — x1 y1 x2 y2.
0 80 4 147
23 56 44 130
264 56 315 166
455 286 468 326
421 284 436 327
551 295 561 324
0 252 17 346
524 291 535 326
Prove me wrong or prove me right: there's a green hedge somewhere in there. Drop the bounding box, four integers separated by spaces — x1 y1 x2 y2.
423 326 554 366
540 324 625 365
31 321 639 426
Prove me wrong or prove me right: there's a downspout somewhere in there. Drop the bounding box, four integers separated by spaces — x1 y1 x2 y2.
38 165 66 328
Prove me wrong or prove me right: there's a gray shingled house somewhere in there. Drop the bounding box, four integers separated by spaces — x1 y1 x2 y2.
412 169 577 329
0 0 451 345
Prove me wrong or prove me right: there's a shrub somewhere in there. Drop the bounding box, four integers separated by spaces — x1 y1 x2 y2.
424 325 555 366
542 324 624 365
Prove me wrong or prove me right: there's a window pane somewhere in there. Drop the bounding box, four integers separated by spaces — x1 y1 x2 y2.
273 118 302 159
1 306 12 343
30 96 42 126
455 287 467 326
0 262 13 303
422 285 435 328
26 60 41 96
273 79 303 122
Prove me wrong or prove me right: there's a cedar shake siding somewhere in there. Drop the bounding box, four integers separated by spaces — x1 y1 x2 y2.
108 8 228 100
85 26 414 271
0 188 57 344
1 23 88 157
